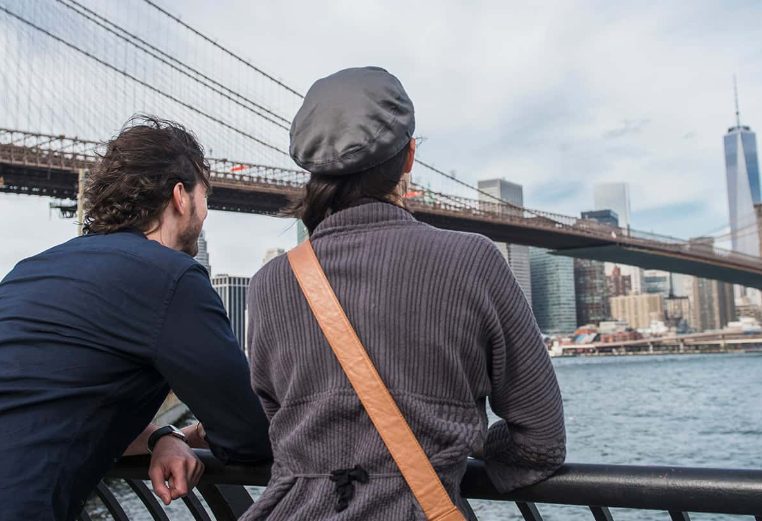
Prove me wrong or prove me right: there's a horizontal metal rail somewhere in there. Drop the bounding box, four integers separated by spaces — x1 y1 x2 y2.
93 450 762 520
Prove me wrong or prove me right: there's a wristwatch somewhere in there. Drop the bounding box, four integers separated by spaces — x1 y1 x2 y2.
147 425 187 454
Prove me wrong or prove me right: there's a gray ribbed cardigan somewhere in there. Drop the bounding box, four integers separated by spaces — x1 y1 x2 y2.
243 201 565 520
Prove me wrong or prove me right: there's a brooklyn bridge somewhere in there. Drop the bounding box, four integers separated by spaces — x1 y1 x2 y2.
2 1 762 287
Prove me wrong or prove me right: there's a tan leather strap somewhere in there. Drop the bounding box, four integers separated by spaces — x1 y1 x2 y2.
288 240 464 521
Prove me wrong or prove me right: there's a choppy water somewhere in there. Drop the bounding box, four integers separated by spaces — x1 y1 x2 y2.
473 352 762 520
91 353 762 520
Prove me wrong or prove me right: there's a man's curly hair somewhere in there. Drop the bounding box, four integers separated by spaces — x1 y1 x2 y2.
82 115 211 234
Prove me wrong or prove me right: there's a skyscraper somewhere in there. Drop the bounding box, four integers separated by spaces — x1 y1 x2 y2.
581 209 619 228
212 274 250 353
194 230 211 276
607 265 632 297
593 183 631 229
574 258 609 326
724 82 761 257
691 277 736 332
688 237 736 331
574 210 613 326
529 248 576 334
593 182 643 293
478 178 532 306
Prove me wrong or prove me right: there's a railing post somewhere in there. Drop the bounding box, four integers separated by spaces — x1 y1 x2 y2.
516 501 543 521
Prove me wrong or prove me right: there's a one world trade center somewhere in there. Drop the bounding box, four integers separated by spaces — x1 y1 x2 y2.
724 84 761 258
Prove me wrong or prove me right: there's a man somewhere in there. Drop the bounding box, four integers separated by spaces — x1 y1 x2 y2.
0 116 271 520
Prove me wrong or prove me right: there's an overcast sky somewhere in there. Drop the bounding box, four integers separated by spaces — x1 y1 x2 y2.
2 0 762 278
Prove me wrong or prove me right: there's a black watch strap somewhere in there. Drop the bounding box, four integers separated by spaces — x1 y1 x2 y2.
147 425 187 454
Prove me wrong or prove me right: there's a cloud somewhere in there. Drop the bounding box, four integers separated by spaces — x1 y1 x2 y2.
604 119 651 139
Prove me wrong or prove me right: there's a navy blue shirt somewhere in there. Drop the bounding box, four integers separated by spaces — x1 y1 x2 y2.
0 230 271 521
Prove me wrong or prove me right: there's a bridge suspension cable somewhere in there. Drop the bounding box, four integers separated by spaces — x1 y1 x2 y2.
1 0 546 214
54 0 291 131
140 0 305 99
0 5 291 158
131 1 522 209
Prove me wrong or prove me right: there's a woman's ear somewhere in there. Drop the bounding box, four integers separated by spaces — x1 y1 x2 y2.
403 138 416 174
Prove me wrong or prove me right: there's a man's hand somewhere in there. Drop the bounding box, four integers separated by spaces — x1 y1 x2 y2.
148 436 205 505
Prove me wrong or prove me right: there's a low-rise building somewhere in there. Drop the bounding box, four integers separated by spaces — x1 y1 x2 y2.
610 293 664 330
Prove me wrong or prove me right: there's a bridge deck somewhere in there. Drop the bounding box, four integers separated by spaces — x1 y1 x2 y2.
3 131 762 288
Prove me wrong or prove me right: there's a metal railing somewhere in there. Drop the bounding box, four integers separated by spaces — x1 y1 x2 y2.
84 450 762 520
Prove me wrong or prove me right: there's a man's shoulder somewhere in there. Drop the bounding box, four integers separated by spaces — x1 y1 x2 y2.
8 230 201 288
70 230 198 274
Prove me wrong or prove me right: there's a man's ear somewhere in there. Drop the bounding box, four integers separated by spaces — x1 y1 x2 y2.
403 138 416 174
170 182 188 215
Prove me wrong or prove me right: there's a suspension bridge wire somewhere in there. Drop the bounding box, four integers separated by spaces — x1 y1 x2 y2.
140 0 304 99
0 5 290 158
141 0 535 212
8 1 534 212
137 1 530 211
55 0 292 131
701 208 762 240
413 158 525 207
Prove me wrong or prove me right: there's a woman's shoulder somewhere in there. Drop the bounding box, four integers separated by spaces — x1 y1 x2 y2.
411 224 504 261
249 253 293 295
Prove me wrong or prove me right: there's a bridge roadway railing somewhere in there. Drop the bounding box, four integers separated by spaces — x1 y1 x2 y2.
408 189 762 270
3 127 762 272
84 450 762 520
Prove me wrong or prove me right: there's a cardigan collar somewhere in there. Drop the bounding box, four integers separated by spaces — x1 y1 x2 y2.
310 199 418 239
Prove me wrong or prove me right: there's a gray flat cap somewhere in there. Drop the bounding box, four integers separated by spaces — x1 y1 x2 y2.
289 66 415 175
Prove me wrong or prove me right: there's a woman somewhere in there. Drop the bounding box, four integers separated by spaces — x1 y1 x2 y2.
243 67 565 520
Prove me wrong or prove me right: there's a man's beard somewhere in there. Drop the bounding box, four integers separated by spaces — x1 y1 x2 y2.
178 199 203 256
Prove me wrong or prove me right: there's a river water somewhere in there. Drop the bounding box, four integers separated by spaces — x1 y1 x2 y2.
91 352 762 520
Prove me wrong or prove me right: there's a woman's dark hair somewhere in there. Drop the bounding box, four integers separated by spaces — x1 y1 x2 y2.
82 115 211 234
289 144 410 233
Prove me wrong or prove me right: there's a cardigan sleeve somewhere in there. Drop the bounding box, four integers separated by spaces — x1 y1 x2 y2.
478 242 566 492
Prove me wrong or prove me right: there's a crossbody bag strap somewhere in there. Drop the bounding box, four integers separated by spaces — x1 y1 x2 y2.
287 240 464 521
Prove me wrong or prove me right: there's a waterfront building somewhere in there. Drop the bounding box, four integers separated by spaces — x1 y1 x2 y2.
574 258 609 326
575 210 614 326
665 296 692 333
529 248 576 334
643 270 671 297
736 295 762 323
691 277 736 332
478 178 532 306
212 274 250 353
670 273 694 298
262 248 285 266
194 230 211 276
724 84 761 257
687 237 737 331
607 265 632 297
610 293 664 330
